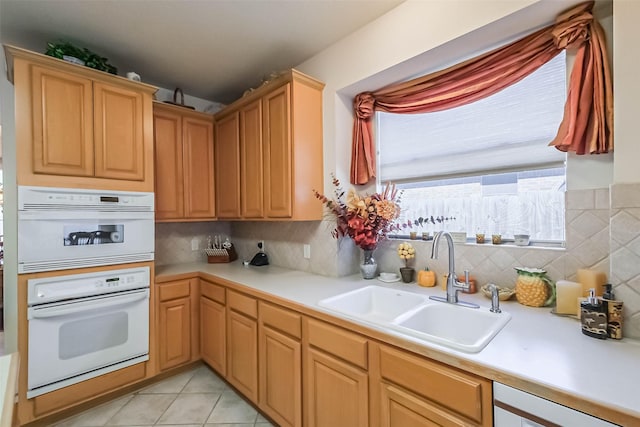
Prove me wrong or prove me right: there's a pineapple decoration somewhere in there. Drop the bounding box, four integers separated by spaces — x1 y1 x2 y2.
514 267 556 307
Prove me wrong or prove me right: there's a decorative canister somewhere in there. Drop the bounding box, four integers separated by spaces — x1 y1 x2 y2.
514 267 555 307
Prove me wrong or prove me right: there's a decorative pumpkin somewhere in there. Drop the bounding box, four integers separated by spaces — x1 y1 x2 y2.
417 268 436 287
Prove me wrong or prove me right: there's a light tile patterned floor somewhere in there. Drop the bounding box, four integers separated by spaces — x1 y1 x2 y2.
54 364 275 427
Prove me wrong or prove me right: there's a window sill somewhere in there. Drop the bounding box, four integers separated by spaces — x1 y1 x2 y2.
390 235 565 250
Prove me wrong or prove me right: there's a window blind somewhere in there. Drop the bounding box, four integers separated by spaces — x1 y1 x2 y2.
378 52 567 183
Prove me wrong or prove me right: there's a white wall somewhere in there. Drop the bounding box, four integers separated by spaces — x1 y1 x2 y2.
0 10 18 353
613 0 640 184
154 87 223 114
297 0 615 193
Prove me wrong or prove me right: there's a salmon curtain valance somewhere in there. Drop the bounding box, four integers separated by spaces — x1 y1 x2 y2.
350 1 612 185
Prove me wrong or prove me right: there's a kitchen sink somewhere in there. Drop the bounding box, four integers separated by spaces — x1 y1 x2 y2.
318 285 510 353
318 285 427 322
393 303 511 353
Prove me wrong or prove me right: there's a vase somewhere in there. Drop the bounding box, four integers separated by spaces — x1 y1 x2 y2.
360 249 377 279
399 267 415 283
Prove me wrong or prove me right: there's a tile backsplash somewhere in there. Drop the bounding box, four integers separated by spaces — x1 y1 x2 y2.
155 222 231 266
156 187 640 339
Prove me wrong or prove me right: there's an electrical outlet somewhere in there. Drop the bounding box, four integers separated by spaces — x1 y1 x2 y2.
191 238 199 251
303 244 311 259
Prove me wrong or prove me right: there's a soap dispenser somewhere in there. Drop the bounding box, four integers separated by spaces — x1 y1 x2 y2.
580 288 608 339
602 284 624 340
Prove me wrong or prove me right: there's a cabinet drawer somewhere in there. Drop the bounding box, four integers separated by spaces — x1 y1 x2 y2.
377 344 491 424
158 279 191 302
201 279 226 304
228 290 257 318
259 301 301 339
305 318 367 369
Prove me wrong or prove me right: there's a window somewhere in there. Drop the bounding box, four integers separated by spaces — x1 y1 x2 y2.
378 52 567 243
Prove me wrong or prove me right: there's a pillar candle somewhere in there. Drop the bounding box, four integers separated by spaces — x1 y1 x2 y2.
576 269 607 297
555 280 583 315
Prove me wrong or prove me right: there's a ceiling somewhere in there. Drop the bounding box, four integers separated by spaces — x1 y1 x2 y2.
1 0 403 104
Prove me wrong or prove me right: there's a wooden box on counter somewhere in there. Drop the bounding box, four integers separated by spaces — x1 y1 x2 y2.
206 245 238 263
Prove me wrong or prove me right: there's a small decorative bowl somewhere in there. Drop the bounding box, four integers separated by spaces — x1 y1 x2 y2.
481 283 516 301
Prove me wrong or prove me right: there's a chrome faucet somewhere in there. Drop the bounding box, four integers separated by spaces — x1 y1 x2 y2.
489 284 502 313
430 231 479 309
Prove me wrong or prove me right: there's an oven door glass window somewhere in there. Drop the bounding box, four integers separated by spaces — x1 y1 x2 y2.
63 224 124 246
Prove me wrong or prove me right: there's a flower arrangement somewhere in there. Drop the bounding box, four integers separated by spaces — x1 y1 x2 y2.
314 175 408 250
397 242 415 267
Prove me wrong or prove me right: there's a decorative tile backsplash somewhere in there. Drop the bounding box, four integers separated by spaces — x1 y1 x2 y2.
155 222 231 266
156 187 640 339
610 183 640 339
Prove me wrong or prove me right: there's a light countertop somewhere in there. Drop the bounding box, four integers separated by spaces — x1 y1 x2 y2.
156 262 640 425
0 353 19 427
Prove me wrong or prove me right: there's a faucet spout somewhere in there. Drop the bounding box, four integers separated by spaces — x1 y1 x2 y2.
430 231 479 308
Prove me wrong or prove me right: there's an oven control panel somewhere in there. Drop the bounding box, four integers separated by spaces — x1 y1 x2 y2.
28 266 150 305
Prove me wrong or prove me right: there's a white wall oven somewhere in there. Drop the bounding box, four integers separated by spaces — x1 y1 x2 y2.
27 265 150 398
18 186 154 273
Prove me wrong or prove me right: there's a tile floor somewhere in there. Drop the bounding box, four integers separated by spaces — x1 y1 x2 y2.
54 364 275 427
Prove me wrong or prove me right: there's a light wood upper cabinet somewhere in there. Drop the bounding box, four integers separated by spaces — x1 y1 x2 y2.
263 84 292 218
6 45 156 192
94 82 145 181
213 70 324 220
154 102 215 221
214 111 241 218
184 116 215 218
240 99 264 218
31 65 94 177
153 109 184 218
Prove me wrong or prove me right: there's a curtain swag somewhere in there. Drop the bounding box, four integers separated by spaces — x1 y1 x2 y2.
350 1 613 185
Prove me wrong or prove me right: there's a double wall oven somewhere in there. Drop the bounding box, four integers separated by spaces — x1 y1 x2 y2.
18 186 155 398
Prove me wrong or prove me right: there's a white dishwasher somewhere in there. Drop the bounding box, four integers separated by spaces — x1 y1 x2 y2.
493 383 618 427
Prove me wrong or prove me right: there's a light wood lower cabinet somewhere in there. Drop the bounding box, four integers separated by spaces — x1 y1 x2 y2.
157 278 199 371
304 318 369 427
370 343 493 427
226 291 259 402
200 279 226 375
258 302 302 427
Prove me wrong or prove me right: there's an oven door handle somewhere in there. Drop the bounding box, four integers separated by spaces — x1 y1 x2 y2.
29 290 149 319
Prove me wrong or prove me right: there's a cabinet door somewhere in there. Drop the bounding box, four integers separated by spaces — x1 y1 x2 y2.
31 65 94 177
94 82 145 180
259 326 301 427
240 99 264 218
214 112 241 218
227 310 258 402
153 109 184 219
263 84 292 218
380 383 468 427
200 296 226 375
305 347 369 427
158 297 191 371
183 116 215 218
